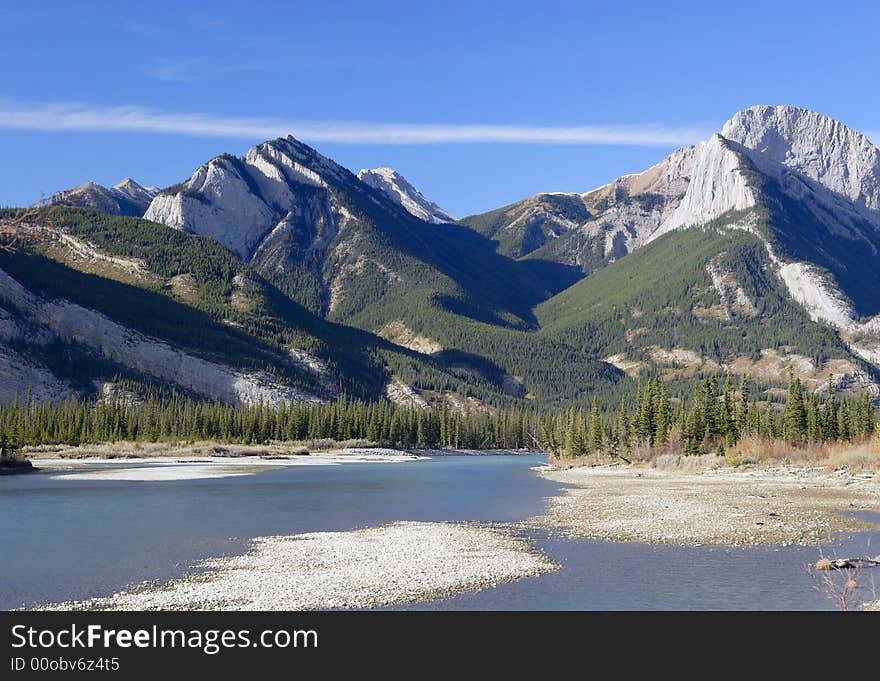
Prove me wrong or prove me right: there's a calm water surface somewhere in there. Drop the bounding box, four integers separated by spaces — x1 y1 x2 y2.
1 455 876 610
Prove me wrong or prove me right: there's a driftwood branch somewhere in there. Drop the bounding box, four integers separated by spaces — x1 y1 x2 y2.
0 205 54 253
816 557 880 571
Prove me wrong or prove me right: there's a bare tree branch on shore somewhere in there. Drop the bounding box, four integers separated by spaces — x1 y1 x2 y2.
0 203 56 252
808 544 879 611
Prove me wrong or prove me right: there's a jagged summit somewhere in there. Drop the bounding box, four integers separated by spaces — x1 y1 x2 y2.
143 135 375 260
113 178 156 205
721 104 880 217
467 104 880 261
45 178 156 217
465 104 880 342
143 136 459 261
11 103 880 408
357 166 454 224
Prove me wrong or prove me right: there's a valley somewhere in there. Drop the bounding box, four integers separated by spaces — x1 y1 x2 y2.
8 0 880 629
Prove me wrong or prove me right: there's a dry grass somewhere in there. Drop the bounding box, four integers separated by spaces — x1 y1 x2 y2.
549 434 880 475
809 547 879 611
826 443 880 473
651 453 724 472
22 438 381 459
731 435 880 472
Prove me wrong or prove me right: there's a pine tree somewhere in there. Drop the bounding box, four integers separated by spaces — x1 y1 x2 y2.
806 392 821 441
721 376 734 437
654 381 670 445
823 378 838 439
616 400 631 454
782 372 807 442
563 408 585 457
587 397 603 452
636 380 656 443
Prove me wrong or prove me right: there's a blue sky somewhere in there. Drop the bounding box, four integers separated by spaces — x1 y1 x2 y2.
2 0 880 216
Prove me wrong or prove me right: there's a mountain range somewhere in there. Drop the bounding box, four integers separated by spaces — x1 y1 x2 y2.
43 178 158 217
8 104 879 409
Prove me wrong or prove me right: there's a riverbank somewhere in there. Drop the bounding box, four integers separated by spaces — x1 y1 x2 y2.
532 464 880 547
0 457 37 475
30 448 425 481
22 443 537 481
37 522 556 610
24 440 401 459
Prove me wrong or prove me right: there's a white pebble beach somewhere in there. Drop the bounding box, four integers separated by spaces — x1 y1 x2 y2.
39 522 557 611
34 448 426 482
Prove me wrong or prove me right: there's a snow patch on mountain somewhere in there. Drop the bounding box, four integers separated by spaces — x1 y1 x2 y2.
357 167 454 223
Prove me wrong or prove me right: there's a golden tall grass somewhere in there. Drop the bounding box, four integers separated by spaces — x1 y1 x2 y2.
550 432 880 473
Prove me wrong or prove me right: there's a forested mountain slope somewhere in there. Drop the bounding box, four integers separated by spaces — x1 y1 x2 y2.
0 208 521 407
26 104 880 410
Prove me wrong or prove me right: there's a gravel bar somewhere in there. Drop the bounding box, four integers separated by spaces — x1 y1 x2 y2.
38 522 556 611
531 465 880 547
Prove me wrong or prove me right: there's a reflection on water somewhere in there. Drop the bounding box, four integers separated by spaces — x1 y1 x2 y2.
406 528 879 611
2 456 877 610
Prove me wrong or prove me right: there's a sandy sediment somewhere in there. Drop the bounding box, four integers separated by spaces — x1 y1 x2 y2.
532 465 880 547
38 522 556 611
34 448 425 481
46 465 259 481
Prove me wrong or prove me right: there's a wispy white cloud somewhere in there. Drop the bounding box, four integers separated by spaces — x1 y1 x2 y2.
121 20 165 39
140 56 345 82
185 13 226 32
122 15 224 41
140 57 250 82
0 100 715 146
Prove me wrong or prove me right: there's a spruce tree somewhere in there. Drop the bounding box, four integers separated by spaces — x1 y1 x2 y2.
823 378 838 439
782 373 807 442
587 397 603 453
654 381 670 445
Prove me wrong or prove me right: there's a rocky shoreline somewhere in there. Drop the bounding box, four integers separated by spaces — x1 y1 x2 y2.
531 464 880 547
22 456 880 611
0 458 37 475
37 522 556 611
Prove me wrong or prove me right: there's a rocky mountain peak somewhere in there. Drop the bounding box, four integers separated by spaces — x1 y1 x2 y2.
114 177 143 190
722 104 880 214
45 178 156 217
251 135 354 186
652 132 759 237
143 135 377 260
113 178 156 203
357 167 454 224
